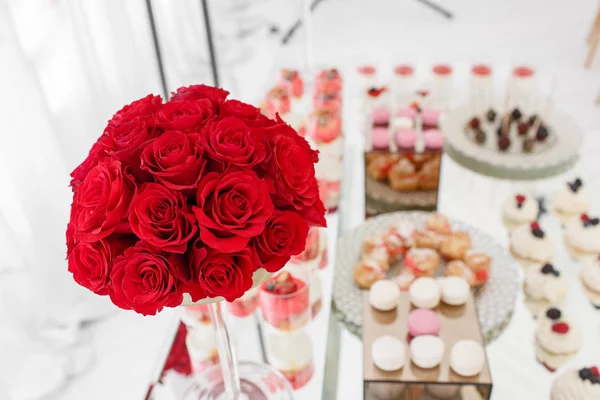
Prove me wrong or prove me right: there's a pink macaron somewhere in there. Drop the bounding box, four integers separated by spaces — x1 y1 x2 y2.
396 107 418 120
371 107 390 127
421 109 440 129
424 130 444 152
407 308 441 337
396 130 417 152
371 127 390 150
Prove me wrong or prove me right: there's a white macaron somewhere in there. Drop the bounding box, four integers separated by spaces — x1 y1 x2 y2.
450 339 485 377
409 335 444 369
440 276 470 306
369 279 401 311
409 277 441 309
372 335 406 371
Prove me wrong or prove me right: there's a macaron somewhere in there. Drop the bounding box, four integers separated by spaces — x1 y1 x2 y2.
372 107 390 126
409 335 444 369
371 127 390 150
409 277 441 309
396 130 417 151
424 130 444 152
372 335 406 371
407 309 441 337
392 116 413 131
369 280 401 311
450 340 485 377
440 277 470 306
421 109 440 128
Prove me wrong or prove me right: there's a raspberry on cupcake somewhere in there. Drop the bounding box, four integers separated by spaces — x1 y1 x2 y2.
510 221 554 268
535 306 582 372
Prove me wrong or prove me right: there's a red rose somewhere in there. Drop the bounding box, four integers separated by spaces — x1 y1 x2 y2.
254 210 309 272
193 169 274 252
108 94 162 126
222 99 268 127
140 131 207 191
155 99 215 131
187 240 256 302
109 242 186 315
269 134 326 227
70 141 106 191
72 159 136 242
170 85 229 109
201 116 268 170
264 115 318 163
129 183 197 253
68 235 131 295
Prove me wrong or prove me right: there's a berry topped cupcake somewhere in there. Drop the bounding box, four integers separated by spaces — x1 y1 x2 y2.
551 366 600 400
535 306 582 371
565 214 600 260
510 222 554 267
259 272 310 331
552 178 590 224
523 263 568 316
580 256 600 309
502 193 539 230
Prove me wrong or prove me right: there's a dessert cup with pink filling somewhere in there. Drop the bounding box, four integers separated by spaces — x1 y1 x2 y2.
316 68 342 93
259 271 310 331
226 286 259 318
279 68 303 98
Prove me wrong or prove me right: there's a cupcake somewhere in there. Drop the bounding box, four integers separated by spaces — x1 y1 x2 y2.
510 222 554 267
523 263 568 316
266 331 314 390
404 248 441 277
502 193 539 230
535 306 582 372
580 257 600 309
552 178 590 224
564 214 600 260
551 366 600 400
388 158 418 191
259 272 310 331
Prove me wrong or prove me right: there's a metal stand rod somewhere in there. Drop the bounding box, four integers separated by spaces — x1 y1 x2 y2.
201 0 220 87
145 0 169 99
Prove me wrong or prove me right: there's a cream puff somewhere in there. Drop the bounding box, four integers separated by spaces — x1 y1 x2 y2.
523 263 568 316
535 306 582 372
580 257 600 309
388 158 419 191
445 260 476 287
502 193 539 230
463 250 491 287
510 222 554 267
414 229 443 250
552 178 590 224
439 231 472 260
353 259 386 289
564 214 600 260
425 213 453 236
404 248 441 277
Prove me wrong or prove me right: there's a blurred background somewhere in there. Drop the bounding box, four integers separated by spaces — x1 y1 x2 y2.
1 0 600 399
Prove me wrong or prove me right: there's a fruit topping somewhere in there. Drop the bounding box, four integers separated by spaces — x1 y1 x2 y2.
265 271 299 295
579 367 600 383
367 87 386 98
325 69 339 79
475 269 489 282
517 122 530 135
536 125 549 142
486 109 497 122
498 136 511 151
515 194 526 208
541 263 560 276
545 307 561 320
551 322 569 334
568 178 583 193
531 222 545 238
469 117 480 129
266 281 276 292
583 216 600 228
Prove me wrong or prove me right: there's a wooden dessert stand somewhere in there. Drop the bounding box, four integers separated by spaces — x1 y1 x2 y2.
586 5 600 104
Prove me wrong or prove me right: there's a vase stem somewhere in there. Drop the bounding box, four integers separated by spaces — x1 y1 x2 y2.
209 302 241 399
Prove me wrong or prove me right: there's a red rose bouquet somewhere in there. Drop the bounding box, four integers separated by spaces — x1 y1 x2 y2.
66 85 326 316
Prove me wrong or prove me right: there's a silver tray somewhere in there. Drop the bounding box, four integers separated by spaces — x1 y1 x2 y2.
332 211 519 343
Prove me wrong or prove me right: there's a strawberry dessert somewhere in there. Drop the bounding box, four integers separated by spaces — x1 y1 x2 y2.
313 91 342 115
263 86 290 117
280 69 303 98
226 287 259 318
308 110 342 143
259 272 310 331
315 68 342 94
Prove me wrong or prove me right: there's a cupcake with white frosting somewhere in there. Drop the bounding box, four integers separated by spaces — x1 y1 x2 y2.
535 306 582 372
552 178 590 224
510 222 554 267
523 263 568 316
580 257 600 309
502 193 539 230
551 366 600 400
565 214 600 260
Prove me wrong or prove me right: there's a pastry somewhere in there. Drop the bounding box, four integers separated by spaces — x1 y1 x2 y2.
418 156 441 190
439 231 471 260
353 259 386 289
362 237 391 271
552 178 590 224
440 276 470 306
372 335 406 372
404 248 441 277
259 272 310 331
280 69 303 98
370 127 391 151
388 220 416 247
366 153 400 181
502 193 539 230
409 277 441 309
523 263 568 316
565 214 600 260
510 222 554 267
382 231 406 260
423 130 444 153
316 68 342 94
422 109 440 131
409 335 444 368
551 366 600 400
371 107 390 127
266 330 314 390
186 324 219 374
535 306 582 371
463 250 491 287
580 257 600 308
414 229 443 250
445 260 476 287
388 158 419 191
226 286 259 318
395 130 417 152
425 213 453 236
369 280 400 311
449 340 485 377
407 309 441 337
393 269 417 291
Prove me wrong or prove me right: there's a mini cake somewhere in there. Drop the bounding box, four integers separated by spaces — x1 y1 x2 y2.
439 231 471 260
369 280 401 311
280 69 303 98
316 68 342 94
353 259 386 289
423 130 444 153
259 272 310 331
371 107 390 127
409 277 441 309
414 229 443 250
372 335 406 371
226 286 259 318
565 214 600 260
445 260 476 287
366 153 400 181
450 340 485 377
523 263 568 316
422 109 440 130
409 335 445 368
440 276 470 306
404 248 441 277
502 193 539 230
313 91 342 115
395 130 417 152
425 213 453 236
463 250 491 287
510 222 554 267
266 330 314 390
407 309 441 337
394 269 417 291
186 324 219 374
370 127 391 151
580 257 600 308
535 306 582 371
389 158 419 191
552 178 590 224
551 366 600 400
